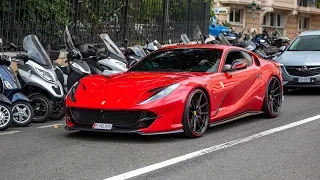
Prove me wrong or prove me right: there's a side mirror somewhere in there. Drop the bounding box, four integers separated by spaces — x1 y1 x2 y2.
279 46 286 52
232 61 248 70
0 38 3 46
9 43 18 50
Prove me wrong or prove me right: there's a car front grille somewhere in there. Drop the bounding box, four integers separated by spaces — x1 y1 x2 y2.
68 108 157 129
285 66 320 77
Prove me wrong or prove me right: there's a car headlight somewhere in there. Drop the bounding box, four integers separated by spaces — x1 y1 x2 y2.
4 80 12 89
68 81 80 102
34 68 54 82
139 83 181 105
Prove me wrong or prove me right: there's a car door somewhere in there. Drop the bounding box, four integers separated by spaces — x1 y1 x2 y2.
216 49 262 119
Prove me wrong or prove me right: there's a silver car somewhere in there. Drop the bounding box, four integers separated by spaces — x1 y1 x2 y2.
275 30 320 92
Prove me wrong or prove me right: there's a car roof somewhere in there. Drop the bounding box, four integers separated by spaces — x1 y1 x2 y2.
299 30 320 36
160 44 242 51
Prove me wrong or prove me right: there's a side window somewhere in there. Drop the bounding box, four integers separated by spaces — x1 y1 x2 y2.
240 51 253 66
224 51 245 65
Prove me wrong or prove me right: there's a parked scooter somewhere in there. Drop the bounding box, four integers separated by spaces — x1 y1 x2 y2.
126 45 147 68
10 35 65 122
0 38 14 131
0 51 34 127
85 34 128 75
64 26 91 90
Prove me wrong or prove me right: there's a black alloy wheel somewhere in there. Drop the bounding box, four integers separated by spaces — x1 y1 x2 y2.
262 76 283 118
182 89 210 138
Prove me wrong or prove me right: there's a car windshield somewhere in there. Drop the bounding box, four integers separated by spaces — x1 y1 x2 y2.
129 48 222 72
23 35 53 69
288 35 320 51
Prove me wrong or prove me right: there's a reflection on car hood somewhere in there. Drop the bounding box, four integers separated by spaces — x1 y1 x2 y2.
276 51 320 66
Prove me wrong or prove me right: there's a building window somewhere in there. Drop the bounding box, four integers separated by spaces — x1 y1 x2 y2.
229 9 243 24
263 12 283 28
299 17 310 31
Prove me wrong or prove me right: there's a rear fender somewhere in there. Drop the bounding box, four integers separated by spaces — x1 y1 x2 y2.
0 94 12 106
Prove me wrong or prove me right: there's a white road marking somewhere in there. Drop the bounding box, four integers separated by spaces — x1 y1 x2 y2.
37 124 63 129
104 114 320 180
0 131 20 136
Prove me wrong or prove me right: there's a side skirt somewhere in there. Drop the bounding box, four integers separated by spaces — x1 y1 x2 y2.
209 111 263 127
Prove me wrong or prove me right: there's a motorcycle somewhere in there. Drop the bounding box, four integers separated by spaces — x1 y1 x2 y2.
10 35 65 122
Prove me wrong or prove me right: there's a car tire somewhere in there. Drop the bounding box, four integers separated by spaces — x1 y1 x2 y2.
182 89 210 138
0 103 13 131
12 101 34 127
29 94 53 123
262 76 283 118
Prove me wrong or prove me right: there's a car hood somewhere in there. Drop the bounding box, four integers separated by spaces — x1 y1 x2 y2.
71 72 200 108
277 51 320 66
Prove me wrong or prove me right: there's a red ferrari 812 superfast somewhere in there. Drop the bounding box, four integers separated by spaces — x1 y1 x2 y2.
65 44 283 138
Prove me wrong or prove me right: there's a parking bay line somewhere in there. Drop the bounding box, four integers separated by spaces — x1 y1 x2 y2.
37 124 63 129
104 114 320 180
0 131 20 136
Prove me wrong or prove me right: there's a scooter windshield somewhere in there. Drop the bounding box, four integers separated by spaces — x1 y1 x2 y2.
133 45 147 57
243 40 257 51
100 34 126 61
64 26 76 51
181 34 191 44
23 35 53 69
218 33 231 45
193 25 204 43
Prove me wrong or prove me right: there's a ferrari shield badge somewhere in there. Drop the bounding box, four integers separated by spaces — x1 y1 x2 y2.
220 82 224 88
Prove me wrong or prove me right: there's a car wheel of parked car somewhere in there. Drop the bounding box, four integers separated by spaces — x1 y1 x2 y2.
182 89 210 138
262 76 283 118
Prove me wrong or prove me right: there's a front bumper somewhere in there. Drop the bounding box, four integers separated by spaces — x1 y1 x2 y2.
281 66 320 88
65 125 184 135
65 98 185 135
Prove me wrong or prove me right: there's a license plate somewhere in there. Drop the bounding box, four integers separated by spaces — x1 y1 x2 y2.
92 123 113 130
298 77 310 83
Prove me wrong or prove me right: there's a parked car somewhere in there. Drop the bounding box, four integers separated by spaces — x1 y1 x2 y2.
65 44 283 138
275 30 320 92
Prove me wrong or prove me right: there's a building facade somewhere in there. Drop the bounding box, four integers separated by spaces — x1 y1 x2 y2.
213 0 320 40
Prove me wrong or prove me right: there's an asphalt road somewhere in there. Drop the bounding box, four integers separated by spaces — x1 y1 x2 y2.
1 88 320 180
